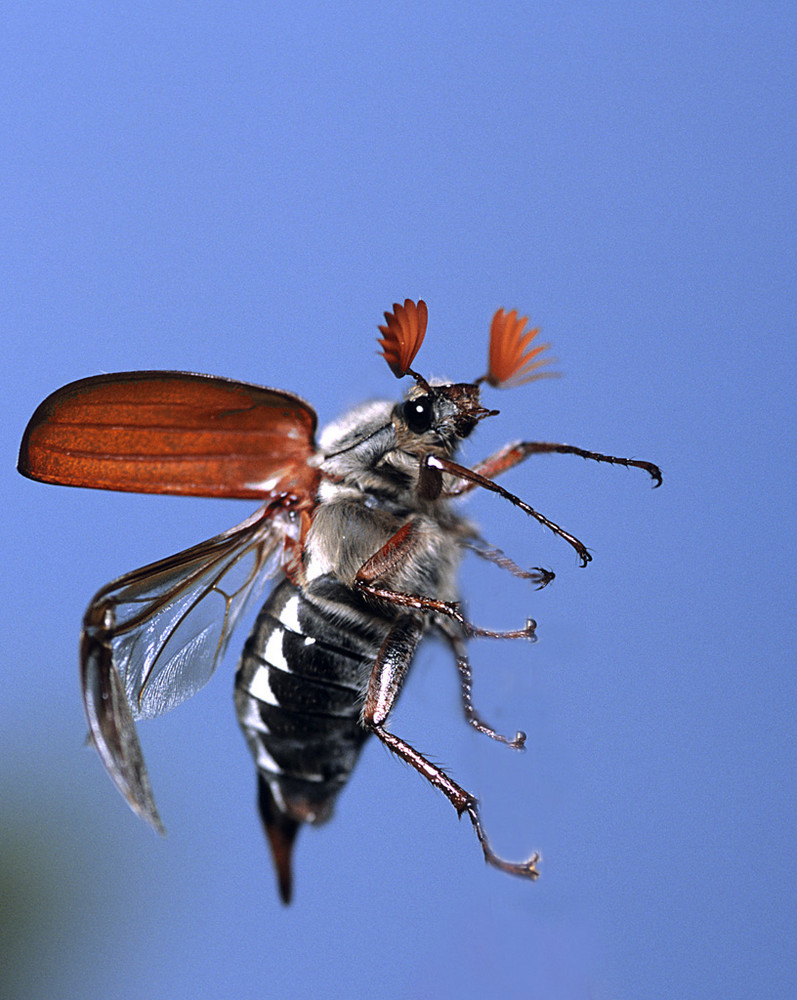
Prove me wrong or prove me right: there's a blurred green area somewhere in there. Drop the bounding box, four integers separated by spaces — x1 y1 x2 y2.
0 767 122 1000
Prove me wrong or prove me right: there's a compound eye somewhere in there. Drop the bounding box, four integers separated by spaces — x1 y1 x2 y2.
403 395 434 434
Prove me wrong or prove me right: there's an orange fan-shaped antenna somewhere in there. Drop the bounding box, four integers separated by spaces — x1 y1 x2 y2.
481 309 556 388
378 299 428 378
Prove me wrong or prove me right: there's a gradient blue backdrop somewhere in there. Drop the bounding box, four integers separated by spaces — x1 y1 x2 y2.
3 5 795 999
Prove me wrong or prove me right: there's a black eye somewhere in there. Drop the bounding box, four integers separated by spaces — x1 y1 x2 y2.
403 395 434 434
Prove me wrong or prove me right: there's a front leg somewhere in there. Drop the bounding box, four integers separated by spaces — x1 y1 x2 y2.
429 455 593 567
445 440 662 496
362 618 540 880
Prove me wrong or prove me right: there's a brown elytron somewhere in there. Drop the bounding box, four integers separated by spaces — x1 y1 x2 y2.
19 370 318 499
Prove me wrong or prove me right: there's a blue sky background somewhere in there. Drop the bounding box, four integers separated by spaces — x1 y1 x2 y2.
3 4 795 999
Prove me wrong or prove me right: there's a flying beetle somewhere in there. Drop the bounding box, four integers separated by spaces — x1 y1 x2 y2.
18 300 661 902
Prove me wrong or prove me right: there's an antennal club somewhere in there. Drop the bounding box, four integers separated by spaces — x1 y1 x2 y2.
478 308 556 388
378 299 428 382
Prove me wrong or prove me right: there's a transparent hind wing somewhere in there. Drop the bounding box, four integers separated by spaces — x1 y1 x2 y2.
80 503 298 831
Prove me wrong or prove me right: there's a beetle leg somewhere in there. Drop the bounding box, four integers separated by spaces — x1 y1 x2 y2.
354 524 536 639
358 578 537 640
435 619 526 749
362 619 540 880
428 455 593 566
461 537 555 590
445 440 662 496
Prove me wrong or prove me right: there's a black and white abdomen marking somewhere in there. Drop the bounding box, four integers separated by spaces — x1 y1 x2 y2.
235 576 392 828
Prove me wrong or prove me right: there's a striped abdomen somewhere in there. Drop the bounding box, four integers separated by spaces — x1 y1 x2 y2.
234 575 394 898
